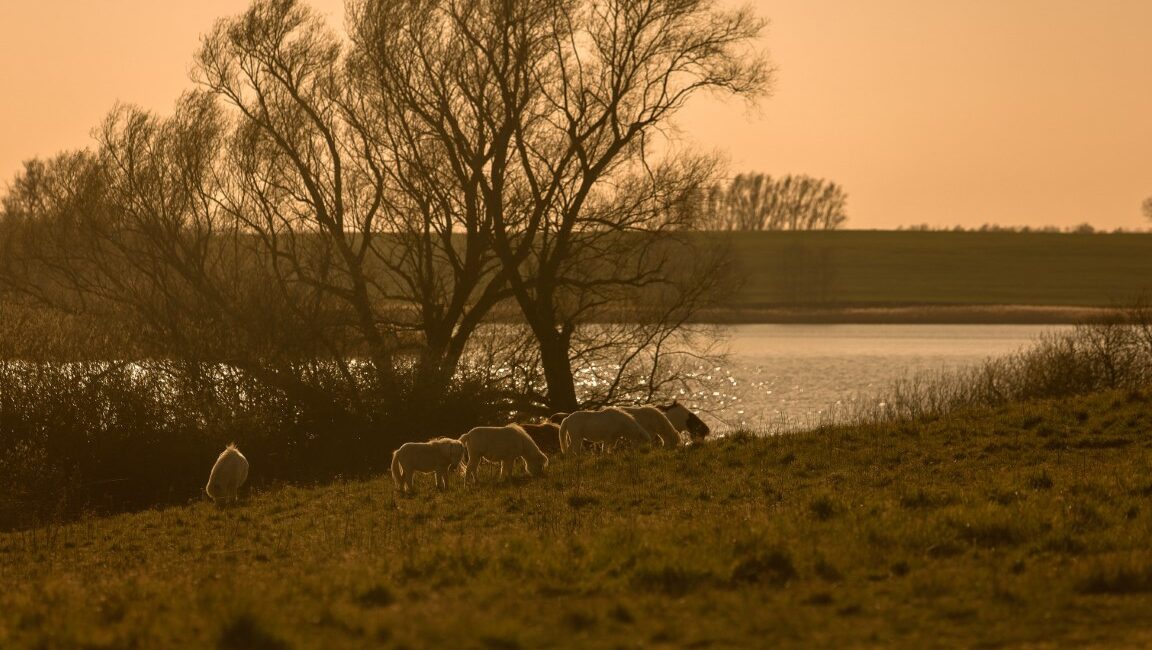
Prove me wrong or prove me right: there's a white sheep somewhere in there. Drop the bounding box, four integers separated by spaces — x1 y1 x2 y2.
619 405 685 448
205 443 249 504
558 408 654 455
391 437 467 495
458 425 549 483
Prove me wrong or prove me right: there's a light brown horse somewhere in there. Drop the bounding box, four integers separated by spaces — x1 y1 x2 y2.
558 408 654 455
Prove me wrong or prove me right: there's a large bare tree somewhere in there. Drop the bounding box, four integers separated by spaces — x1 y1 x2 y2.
349 0 770 409
2 0 770 414
195 0 536 399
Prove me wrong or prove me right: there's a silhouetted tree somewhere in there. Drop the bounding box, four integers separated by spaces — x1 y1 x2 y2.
1142 196 1152 223
0 0 771 413
348 0 770 409
703 173 847 231
194 0 519 402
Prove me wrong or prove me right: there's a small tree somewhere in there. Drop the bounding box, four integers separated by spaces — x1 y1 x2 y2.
1142 196 1152 223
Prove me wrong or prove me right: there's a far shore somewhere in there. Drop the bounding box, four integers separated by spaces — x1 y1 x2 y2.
690 304 1123 325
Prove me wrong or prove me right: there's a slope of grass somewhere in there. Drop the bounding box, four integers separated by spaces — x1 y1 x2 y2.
725 230 1152 309
4 387 1152 648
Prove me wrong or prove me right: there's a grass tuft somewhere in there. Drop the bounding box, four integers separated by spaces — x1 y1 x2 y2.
1076 560 1152 595
729 548 797 586
1026 470 1054 490
355 585 395 608
631 565 714 597
808 495 841 520
218 613 291 650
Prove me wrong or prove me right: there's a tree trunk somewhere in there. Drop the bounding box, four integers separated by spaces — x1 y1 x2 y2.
538 332 578 411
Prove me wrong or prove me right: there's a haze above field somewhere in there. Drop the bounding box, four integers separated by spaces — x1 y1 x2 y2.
1 0 1150 230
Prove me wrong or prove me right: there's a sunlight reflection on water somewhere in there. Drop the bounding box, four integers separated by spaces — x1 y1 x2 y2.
668 324 1071 434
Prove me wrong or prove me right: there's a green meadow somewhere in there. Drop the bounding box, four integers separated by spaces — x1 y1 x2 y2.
3 385 1152 648
723 230 1152 313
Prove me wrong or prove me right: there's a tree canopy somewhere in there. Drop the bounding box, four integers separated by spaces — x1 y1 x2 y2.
0 0 771 414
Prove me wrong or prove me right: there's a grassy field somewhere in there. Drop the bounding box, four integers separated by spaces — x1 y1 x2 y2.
723 230 1152 314
4 387 1152 648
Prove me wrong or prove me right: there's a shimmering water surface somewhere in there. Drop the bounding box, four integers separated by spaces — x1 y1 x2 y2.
674 324 1071 433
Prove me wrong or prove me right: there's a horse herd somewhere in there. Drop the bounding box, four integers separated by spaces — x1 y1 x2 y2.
204 400 709 502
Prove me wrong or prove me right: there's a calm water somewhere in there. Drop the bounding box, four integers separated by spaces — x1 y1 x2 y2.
677 324 1071 433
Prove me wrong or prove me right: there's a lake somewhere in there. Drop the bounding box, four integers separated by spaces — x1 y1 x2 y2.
677 324 1071 433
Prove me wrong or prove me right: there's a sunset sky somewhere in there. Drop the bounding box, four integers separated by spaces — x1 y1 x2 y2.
1 0 1149 230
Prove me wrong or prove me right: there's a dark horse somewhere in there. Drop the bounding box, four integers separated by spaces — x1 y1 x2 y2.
656 399 710 439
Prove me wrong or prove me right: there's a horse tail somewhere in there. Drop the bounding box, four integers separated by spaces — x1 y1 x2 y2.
457 432 472 478
390 449 403 488
558 418 576 455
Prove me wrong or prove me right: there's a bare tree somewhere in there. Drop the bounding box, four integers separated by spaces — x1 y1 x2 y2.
350 0 769 410
0 99 358 414
193 0 552 403
2 0 769 415
193 2 399 381
1142 196 1152 224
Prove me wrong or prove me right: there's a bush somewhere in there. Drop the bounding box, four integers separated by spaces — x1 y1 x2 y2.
868 304 1152 424
0 355 512 531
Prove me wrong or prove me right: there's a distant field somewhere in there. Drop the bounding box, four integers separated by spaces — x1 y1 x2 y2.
719 231 1152 316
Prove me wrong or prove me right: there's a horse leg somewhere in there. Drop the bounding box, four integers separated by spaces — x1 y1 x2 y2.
568 431 583 456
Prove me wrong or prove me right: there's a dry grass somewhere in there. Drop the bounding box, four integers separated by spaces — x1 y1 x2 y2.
3 387 1152 648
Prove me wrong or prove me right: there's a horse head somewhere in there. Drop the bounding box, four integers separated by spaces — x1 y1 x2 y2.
658 400 711 439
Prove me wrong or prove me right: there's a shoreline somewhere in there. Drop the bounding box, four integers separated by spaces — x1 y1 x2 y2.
690 304 1122 325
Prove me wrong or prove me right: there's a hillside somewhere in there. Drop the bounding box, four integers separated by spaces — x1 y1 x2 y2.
4 388 1152 648
718 230 1152 321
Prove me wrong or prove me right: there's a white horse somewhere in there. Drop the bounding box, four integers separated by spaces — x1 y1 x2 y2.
459 425 549 483
619 405 684 447
558 408 654 455
657 400 711 439
205 443 249 504
391 437 467 494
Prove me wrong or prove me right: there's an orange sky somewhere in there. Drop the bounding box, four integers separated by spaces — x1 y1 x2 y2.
1 0 1150 230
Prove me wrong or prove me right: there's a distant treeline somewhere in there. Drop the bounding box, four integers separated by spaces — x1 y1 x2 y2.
698 173 848 231
895 223 1149 234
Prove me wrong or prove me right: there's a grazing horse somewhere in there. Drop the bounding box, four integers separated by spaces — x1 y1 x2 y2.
519 422 562 454
619 405 684 448
558 408 653 455
205 443 249 504
391 437 467 494
657 400 711 439
459 425 549 483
